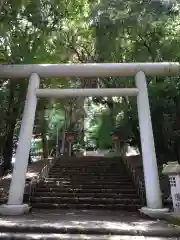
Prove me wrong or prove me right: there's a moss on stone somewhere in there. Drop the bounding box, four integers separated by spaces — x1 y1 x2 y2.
167 216 180 226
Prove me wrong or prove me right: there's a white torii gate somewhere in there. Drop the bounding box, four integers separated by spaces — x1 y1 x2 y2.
0 62 179 216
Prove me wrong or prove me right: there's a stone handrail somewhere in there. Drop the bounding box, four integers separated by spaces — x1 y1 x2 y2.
122 156 145 205
29 158 56 203
40 165 49 179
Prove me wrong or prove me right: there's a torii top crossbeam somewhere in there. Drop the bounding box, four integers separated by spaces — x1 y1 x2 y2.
0 62 179 78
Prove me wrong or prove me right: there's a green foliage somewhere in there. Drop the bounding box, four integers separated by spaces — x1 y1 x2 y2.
88 108 113 149
1 0 180 168
0 0 93 169
85 0 180 163
96 111 113 149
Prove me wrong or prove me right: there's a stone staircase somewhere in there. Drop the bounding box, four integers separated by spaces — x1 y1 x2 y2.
31 156 142 210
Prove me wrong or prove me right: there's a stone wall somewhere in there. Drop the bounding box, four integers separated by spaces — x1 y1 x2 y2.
123 154 170 203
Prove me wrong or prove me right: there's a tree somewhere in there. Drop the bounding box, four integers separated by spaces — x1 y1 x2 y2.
0 0 93 171
1 0 180 170
86 0 180 164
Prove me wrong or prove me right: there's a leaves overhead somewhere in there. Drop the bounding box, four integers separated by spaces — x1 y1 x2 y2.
1 0 180 168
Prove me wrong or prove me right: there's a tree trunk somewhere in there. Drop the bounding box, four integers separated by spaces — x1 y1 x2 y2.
40 107 49 159
2 125 15 173
28 154 32 164
42 132 49 159
2 81 17 173
2 79 27 173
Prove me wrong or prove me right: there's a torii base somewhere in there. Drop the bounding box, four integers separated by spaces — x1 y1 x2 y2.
140 206 169 219
0 204 30 215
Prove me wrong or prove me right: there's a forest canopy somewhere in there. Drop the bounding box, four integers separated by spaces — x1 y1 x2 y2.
1 0 180 171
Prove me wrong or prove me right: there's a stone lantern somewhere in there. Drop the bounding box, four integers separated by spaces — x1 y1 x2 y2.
162 161 180 213
65 131 77 156
111 132 119 152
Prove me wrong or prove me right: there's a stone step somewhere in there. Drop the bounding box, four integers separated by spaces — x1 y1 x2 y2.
54 158 122 161
48 175 130 179
53 163 124 166
35 188 137 194
31 196 140 204
53 163 125 166
1 233 174 240
31 203 141 210
48 173 128 177
53 167 125 170
49 172 127 176
51 166 125 169
0 206 180 239
41 180 133 185
51 168 126 171
54 163 124 166
50 171 127 175
53 164 125 167
51 167 126 170
54 160 123 164
36 184 135 189
38 181 134 189
45 176 130 179
54 160 123 163
52 168 125 172
34 192 139 198
49 173 128 177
